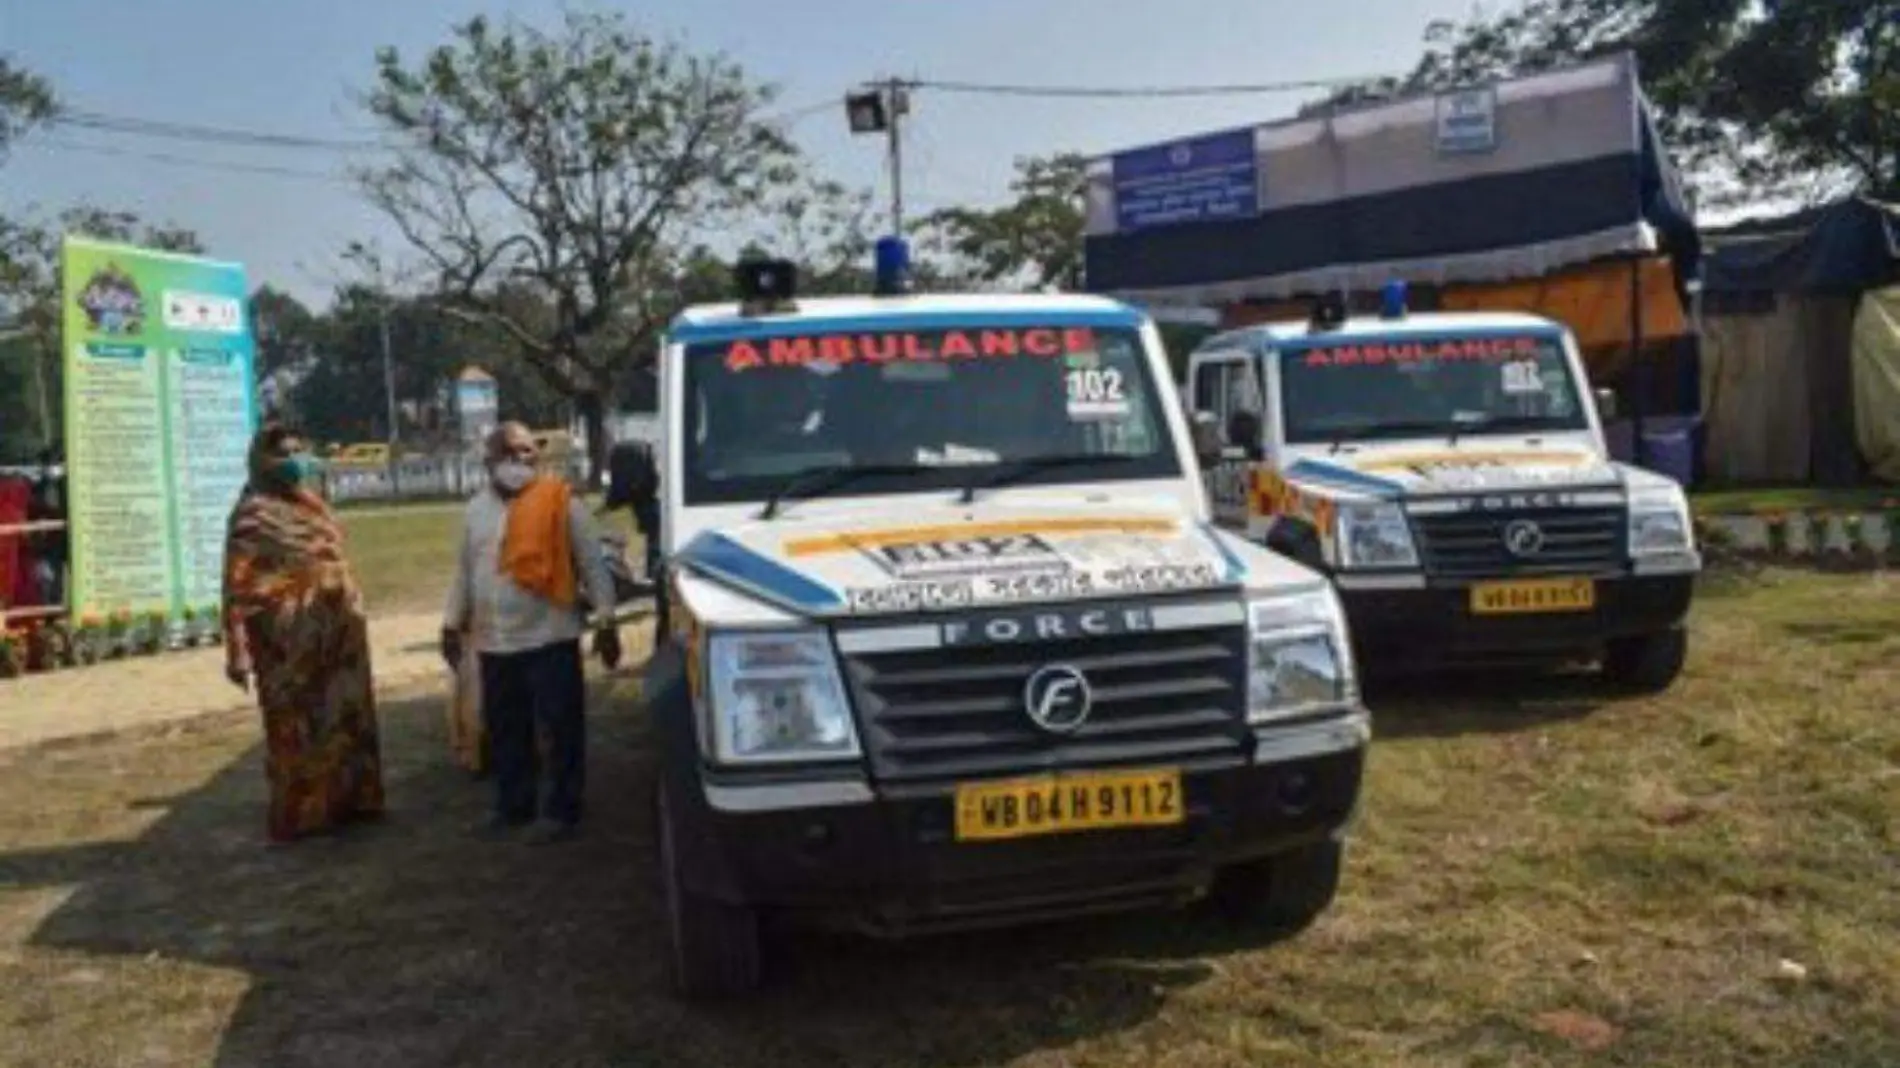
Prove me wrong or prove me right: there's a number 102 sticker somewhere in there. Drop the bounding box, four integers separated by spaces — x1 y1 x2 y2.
1066 367 1129 419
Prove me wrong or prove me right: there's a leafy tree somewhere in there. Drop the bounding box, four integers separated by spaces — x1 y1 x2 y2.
0 57 55 163
0 208 200 458
1308 0 1900 207
917 153 1088 290
356 11 800 483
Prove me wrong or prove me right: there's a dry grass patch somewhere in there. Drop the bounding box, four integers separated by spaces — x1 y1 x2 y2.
0 569 1894 1067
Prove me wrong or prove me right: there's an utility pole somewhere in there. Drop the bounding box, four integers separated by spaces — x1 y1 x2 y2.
345 241 401 446
847 78 912 236
885 77 907 235
378 299 398 447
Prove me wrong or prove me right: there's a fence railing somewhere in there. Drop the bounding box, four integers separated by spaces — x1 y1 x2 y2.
320 452 589 505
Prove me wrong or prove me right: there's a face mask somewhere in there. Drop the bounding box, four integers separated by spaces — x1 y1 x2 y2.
271 452 320 486
492 461 535 493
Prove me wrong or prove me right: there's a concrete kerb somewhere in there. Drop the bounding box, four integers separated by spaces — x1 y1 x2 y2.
0 612 451 753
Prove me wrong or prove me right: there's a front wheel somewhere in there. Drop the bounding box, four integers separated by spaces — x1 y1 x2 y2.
1602 626 1688 695
1204 837 1345 937
655 780 763 1000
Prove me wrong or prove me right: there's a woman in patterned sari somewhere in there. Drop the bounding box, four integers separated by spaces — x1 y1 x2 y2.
222 422 385 843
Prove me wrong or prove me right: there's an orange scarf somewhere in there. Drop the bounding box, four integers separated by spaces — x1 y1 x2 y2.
499 477 576 607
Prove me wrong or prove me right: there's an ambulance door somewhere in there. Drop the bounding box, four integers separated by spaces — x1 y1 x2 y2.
1185 347 1265 530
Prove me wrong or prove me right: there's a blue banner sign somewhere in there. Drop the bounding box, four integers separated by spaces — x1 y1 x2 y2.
1110 128 1258 232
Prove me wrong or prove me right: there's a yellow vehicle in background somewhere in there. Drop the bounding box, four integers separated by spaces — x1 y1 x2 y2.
532 428 574 463
327 442 393 468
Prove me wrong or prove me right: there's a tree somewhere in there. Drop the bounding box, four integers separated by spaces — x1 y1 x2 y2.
1308 1 1900 208
0 57 55 163
356 11 800 484
917 153 1088 290
0 207 200 457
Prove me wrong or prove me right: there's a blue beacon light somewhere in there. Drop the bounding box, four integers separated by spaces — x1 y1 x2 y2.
1380 279 1409 319
874 235 913 296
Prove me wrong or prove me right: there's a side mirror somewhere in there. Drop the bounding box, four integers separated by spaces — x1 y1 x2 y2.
1593 388 1620 422
1189 411 1224 466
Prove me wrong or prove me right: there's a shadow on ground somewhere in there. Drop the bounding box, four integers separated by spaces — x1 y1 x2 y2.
1363 668 1609 741
0 679 1260 1068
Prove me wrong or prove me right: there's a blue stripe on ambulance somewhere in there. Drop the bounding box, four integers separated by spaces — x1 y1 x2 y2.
1198 522 1250 583
1283 459 1404 498
675 531 844 614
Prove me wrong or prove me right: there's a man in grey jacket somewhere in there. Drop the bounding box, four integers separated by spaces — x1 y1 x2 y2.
443 422 621 843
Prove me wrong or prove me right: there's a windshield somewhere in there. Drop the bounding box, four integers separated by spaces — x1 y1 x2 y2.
679 322 1180 505
1278 332 1587 445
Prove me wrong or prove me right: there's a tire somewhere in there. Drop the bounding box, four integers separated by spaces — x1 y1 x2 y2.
1602 626 1688 695
655 780 763 1000
1204 837 1345 937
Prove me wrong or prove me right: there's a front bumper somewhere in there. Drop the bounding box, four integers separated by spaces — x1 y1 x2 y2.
1333 560 1696 669
675 712 1369 938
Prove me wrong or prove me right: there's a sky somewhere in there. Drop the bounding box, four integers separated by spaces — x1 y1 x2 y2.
3 0 1467 309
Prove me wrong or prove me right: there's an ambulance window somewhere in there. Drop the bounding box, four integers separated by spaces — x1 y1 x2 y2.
1193 360 1226 412
1193 357 1259 423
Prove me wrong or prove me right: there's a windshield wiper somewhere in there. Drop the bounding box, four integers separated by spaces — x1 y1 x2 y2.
1448 412 1563 442
959 454 1136 504
758 462 936 520
1338 419 1456 443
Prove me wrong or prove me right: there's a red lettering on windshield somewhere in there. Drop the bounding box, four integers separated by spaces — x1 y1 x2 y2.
1297 335 1549 370
940 331 977 359
817 336 854 364
720 327 1123 371
725 340 764 371
769 337 814 367
901 334 936 360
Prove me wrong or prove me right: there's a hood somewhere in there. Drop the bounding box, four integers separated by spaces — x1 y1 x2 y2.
674 500 1267 619
1283 437 1622 499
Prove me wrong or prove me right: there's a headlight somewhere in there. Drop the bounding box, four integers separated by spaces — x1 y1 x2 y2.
1628 485 1693 556
1336 500 1420 569
706 630 860 764
1247 588 1356 724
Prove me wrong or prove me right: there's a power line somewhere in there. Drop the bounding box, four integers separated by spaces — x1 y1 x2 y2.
45 95 846 155
25 137 353 183
903 74 1378 99
53 109 389 152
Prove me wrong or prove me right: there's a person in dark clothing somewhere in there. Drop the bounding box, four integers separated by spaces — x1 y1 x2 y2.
441 423 621 844
602 440 665 631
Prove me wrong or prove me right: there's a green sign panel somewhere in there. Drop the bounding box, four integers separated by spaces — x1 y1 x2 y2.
60 237 258 625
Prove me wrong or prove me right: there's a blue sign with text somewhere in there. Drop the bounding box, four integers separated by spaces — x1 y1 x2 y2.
1110 128 1258 232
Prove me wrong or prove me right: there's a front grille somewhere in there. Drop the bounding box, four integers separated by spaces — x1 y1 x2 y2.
1411 505 1627 578
838 607 1250 787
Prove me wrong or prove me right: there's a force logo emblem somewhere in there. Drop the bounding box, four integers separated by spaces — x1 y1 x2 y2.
1503 519 1546 558
1022 664 1093 734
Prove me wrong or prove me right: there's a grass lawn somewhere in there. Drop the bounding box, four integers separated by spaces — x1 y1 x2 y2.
1691 485 1900 515
339 495 638 616
0 570 1895 1066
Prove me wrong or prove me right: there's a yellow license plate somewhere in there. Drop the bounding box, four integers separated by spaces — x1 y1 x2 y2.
954 768 1184 842
1469 577 1597 615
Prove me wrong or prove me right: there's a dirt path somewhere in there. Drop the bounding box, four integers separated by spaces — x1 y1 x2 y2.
0 612 450 752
